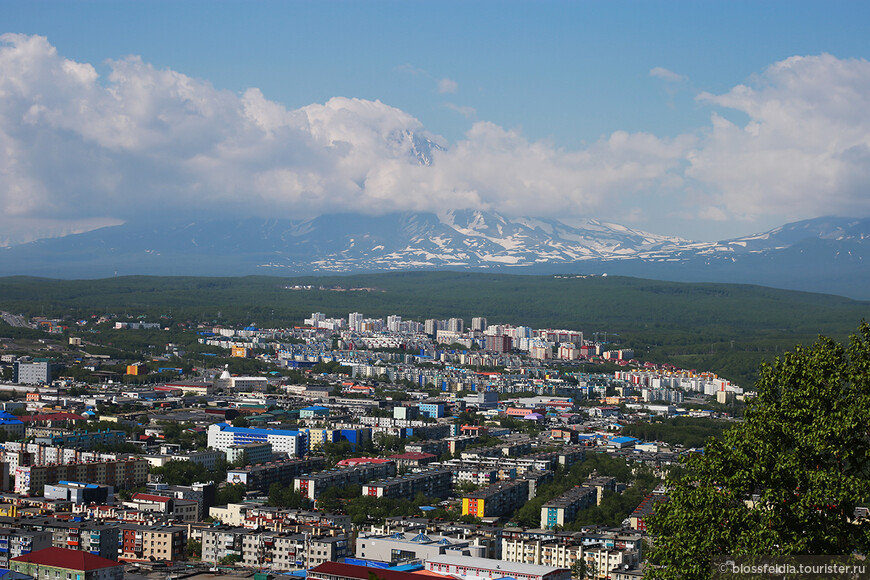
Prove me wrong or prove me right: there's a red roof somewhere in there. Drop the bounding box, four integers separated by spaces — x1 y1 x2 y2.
132 493 170 503
335 457 392 466
11 547 123 571
388 452 437 461
310 562 432 580
20 412 85 423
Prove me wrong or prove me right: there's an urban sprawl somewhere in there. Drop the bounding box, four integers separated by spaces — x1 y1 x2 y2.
0 309 750 580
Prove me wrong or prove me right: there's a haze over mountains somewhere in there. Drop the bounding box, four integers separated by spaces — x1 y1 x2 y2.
1 211 867 300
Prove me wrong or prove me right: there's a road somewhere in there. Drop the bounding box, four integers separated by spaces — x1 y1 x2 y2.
0 311 30 328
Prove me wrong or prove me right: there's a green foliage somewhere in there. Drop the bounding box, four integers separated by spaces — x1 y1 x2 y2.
268 482 312 509
571 471 658 528
219 554 241 565
1 272 868 385
186 539 202 559
151 458 228 486
646 323 870 580
155 421 206 450
311 360 352 375
216 483 246 505
620 417 731 448
373 433 405 454
315 483 361 513
341 493 439 525
513 454 641 527
321 440 355 465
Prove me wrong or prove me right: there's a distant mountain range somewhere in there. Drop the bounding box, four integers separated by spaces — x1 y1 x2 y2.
1 211 868 299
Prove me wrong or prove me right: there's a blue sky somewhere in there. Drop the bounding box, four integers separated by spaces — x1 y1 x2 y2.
2 1 870 243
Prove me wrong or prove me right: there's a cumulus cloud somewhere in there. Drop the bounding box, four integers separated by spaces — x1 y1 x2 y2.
0 34 868 244
688 54 870 221
0 34 693 243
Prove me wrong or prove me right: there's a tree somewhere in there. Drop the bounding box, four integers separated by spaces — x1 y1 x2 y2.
216 483 246 505
571 559 596 580
646 324 870 579
186 538 202 559
219 554 242 565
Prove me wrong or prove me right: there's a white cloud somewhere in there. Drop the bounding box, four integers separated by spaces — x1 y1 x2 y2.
438 78 458 93
444 102 477 119
688 54 870 221
650 67 686 82
0 35 868 244
0 34 692 242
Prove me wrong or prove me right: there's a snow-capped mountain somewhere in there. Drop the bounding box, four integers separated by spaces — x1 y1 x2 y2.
0 212 867 299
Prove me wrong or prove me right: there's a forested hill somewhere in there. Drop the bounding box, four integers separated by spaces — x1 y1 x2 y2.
0 271 866 386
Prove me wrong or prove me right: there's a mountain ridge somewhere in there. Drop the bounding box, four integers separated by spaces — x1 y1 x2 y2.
0 211 867 299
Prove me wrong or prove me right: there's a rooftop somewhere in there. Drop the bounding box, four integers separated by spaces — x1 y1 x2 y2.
11 547 123 571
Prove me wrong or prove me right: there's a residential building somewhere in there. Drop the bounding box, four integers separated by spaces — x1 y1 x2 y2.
14 459 148 495
226 443 273 466
585 476 617 506
502 537 583 569
226 457 324 492
295 461 397 501
540 486 596 529
35 522 119 561
124 493 198 522
362 470 452 500
118 525 186 563
462 479 530 519
13 361 53 385
10 547 124 580
200 526 246 564
30 429 126 450
386 452 437 469
0 529 52 568
308 536 350 567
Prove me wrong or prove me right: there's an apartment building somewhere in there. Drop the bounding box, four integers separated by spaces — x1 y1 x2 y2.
295 461 396 501
540 486 597 529
502 537 583 569
0 528 52 568
36 522 119 561
362 470 452 500
227 457 325 492
14 458 148 495
201 526 246 564
462 479 530 519
118 525 187 563
10 547 124 580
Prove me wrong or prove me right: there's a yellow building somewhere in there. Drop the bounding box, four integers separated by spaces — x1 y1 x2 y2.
232 346 251 358
126 363 147 375
462 497 485 517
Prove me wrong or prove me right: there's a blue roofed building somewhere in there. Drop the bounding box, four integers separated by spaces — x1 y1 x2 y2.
207 423 309 457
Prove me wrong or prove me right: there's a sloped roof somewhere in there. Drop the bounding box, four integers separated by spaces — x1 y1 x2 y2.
11 547 123 571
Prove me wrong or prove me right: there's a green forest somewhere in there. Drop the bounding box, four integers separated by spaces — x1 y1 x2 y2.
0 271 867 386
